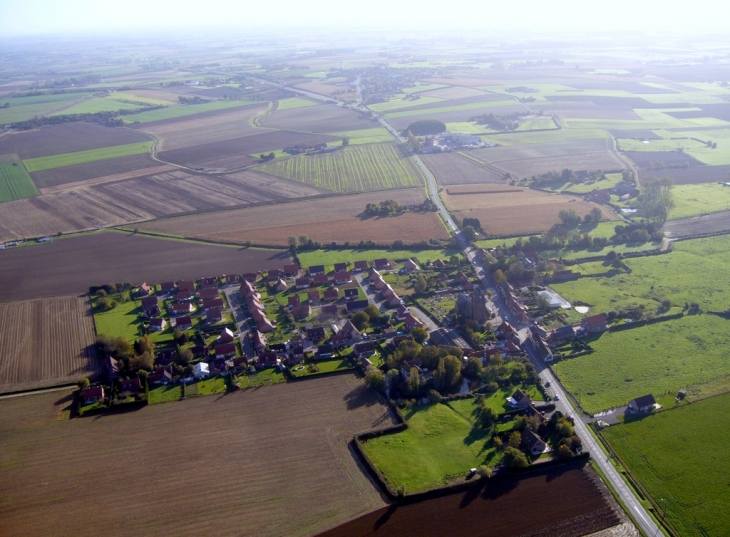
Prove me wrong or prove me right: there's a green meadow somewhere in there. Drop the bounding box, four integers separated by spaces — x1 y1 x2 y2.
24 142 153 172
0 162 39 201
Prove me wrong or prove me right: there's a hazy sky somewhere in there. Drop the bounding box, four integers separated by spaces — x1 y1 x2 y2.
1 0 729 36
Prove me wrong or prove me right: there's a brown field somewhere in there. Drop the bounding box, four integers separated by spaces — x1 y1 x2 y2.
0 123 149 159
543 104 641 120
419 86 491 100
137 188 450 246
318 463 623 537
294 79 357 99
38 164 177 194
664 210 730 238
30 153 160 189
421 153 505 185
0 169 325 242
261 103 373 133
442 185 615 236
0 296 98 393
0 375 394 537
0 231 291 302
423 77 492 87
640 164 730 185
387 104 528 131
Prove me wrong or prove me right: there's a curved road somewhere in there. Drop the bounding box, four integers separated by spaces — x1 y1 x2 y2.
249 74 661 537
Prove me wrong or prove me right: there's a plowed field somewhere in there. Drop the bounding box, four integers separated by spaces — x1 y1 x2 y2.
0 374 394 537
261 103 371 133
421 153 504 185
0 296 98 393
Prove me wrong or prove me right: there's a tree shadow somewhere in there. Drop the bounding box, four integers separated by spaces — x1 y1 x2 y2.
373 504 398 531
54 393 74 406
344 384 378 410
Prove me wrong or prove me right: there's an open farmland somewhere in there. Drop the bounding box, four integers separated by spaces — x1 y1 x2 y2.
255 143 424 192
0 296 98 393
260 103 373 132
49 97 144 115
664 210 730 238
0 375 395 537
0 162 38 201
602 394 730 537
552 314 730 414
137 188 449 246
668 183 730 219
319 462 623 537
442 185 614 236
386 104 527 131
640 163 730 184
0 231 290 302
30 153 160 189
23 141 153 172
122 99 261 123
421 153 505 185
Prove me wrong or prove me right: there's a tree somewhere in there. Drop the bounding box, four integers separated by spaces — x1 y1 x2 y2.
288 236 297 248
298 235 310 247
477 465 493 478
131 351 154 371
461 225 478 243
442 355 462 390
464 356 483 379
179 348 193 366
136 335 154 355
365 366 386 393
493 269 507 284
558 209 582 227
433 358 448 392
557 444 573 459
407 119 446 136
508 430 522 448
556 419 575 438
478 405 497 429
77 378 90 390
414 274 428 294
449 255 460 267
351 311 369 330
590 207 603 223
364 304 381 321
501 447 529 469
407 366 420 396
342 137 349 147
411 327 428 345
639 177 674 224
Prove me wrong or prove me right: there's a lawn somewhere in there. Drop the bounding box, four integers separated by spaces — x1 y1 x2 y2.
668 183 730 219
122 99 260 123
255 143 424 193
552 314 730 414
0 162 39 201
196 376 227 396
148 384 182 404
298 247 460 267
92 299 143 342
361 401 501 493
602 394 730 537
291 358 352 377
23 142 153 172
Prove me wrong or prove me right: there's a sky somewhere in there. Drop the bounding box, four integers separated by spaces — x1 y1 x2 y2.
1 0 729 37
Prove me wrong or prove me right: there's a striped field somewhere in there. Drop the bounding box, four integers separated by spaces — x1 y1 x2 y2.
23 142 153 172
0 163 39 201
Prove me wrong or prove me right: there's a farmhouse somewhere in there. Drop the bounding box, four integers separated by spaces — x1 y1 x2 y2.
521 429 548 456
215 343 236 359
119 378 141 394
628 394 657 413
149 318 167 331
206 308 222 323
82 385 104 405
507 389 532 409
581 314 608 334
309 265 326 276
194 362 210 379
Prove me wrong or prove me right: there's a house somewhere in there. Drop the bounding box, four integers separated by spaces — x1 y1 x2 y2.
400 359 431 382
291 345 305 362
321 304 338 317
176 290 194 302
353 260 368 272
373 258 390 270
283 264 300 277
257 317 275 333
295 277 311 289
198 288 219 300
140 296 158 308
177 280 195 292
340 320 362 341
202 298 224 311
257 351 278 368
199 277 218 289
246 295 265 311
292 305 311 319
136 282 152 297
313 274 329 286
218 327 235 343
210 358 231 376
323 289 339 302
104 357 119 379
190 345 207 358
521 429 548 456
371 275 387 289
194 362 210 379
507 389 532 408
346 299 369 313
403 312 425 330
274 279 288 292
148 366 173 386
344 288 359 301
402 259 419 272
267 269 282 282
549 325 575 346
250 330 267 352
395 305 410 320
156 350 177 366
581 314 608 334
231 356 248 373
333 262 348 273
628 394 657 413
306 326 326 341
288 295 301 307
432 259 446 269
307 290 321 303
241 280 258 297
533 335 554 362
171 303 193 316
119 378 141 394
82 385 104 405
309 265 326 276
206 308 222 323
149 318 167 331
333 271 351 284
330 333 349 347
160 281 175 294
215 343 236 358
353 341 376 358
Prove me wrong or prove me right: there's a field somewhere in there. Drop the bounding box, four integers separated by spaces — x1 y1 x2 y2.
23 142 153 172
0 375 395 537
441 185 615 236
50 97 144 116
298 247 459 267
420 152 505 185
137 188 449 247
0 231 291 302
255 143 424 192
386 104 527 131
30 153 160 189
275 97 319 110
552 314 730 414
361 401 500 493
603 394 730 537
122 99 260 123
93 299 142 342
319 462 623 537
261 103 372 133
668 183 730 219
0 162 38 201
0 296 98 393
664 210 730 238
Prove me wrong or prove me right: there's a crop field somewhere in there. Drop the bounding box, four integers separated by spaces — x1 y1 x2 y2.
0 122 151 159
0 99 88 124
137 188 449 247
319 462 623 537
0 375 395 537
255 143 424 192
442 185 614 236
0 162 38 201
420 153 505 185
276 97 319 110
640 163 730 185
386 104 527 131
331 128 393 145
664 210 730 238
0 231 291 302
603 394 730 537
23 142 153 172
552 314 730 414
50 97 144 116
368 95 446 113
30 153 160 189
261 103 372 133
0 296 98 393
668 183 730 219
298 247 459 267
385 99 517 119
122 99 260 123
121 89 189 103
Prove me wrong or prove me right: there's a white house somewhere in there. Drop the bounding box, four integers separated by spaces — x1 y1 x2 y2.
194 362 210 379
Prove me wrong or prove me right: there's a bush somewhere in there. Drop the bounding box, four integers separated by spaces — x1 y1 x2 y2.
502 447 529 469
477 465 493 478
407 119 446 135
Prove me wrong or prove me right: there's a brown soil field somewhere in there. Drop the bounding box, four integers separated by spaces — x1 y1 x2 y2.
442 185 615 236
544 105 641 120
421 153 505 185
0 231 291 302
624 151 703 168
0 296 98 393
137 188 449 246
390 94 511 115
387 104 528 131
0 375 394 537
30 153 160 189
318 463 622 537
0 123 149 159
419 86 491 100
640 164 730 185
664 210 730 238
159 130 338 171
39 164 176 194
261 103 373 133
423 77 493 87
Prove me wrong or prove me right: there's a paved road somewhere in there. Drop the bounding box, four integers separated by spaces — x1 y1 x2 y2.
251 75 661 537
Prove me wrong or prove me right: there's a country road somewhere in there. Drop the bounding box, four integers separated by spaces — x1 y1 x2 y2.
250 74 662 537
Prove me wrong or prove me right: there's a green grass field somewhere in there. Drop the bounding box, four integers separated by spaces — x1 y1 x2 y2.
23 142 152 172
0 99 90 124
668 183 730 219
92 299 143 343
0 162 39 201
385 99 514 119
603 394 730 537
297 247 460 267
481 128 610 146
361 401 501 493
291 358 352 377
51 97 144 116
368 96 446 113
254 143 424 192
122 99 260 123
148 384 182 404
552 314 730 414
107 92 172 107
276 97 318 110
331 128 394 145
